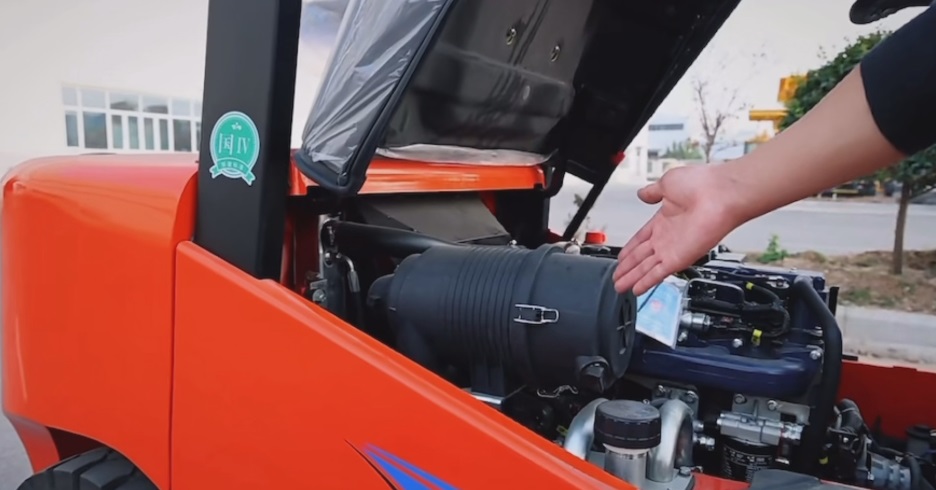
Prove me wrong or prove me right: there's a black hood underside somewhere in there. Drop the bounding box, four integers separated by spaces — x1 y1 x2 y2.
295 0 741 196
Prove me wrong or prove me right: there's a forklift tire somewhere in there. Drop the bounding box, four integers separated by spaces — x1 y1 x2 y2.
17 447 157 490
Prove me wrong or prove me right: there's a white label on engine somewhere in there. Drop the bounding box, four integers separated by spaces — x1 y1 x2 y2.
635 279 685 349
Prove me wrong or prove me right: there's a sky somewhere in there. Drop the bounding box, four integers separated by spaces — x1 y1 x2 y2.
659 0 922 141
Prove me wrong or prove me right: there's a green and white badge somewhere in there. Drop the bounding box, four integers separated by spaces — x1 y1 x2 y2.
209 111 260 185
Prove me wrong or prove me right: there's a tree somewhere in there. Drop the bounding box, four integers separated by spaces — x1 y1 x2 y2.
662 139 704 160
780 31 936 274
779 31 888 131
692 78 746 163
689 48 765 163
876 146 936 274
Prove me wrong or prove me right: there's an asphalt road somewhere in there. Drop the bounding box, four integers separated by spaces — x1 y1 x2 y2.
1 185 935 489
0 414 27 489
550 182 936 254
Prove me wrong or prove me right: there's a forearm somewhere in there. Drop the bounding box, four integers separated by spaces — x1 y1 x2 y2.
715 68 904 225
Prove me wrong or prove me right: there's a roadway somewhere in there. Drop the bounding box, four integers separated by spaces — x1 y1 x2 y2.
2 185 936 488
0 414 27 488
550 182 936 254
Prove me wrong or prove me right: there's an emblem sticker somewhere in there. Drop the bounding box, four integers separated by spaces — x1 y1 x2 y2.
209 111 260 185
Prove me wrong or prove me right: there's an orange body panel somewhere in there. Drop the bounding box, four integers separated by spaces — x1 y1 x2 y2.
837 359 936 437
288 156 546 195
171 242 626 489
1 154 198 488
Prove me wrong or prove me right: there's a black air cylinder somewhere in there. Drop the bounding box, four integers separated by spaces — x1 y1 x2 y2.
367 244 636 396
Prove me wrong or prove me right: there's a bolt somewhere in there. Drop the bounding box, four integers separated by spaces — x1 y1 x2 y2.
682 391 698 404
506 27 517 45
732 338 743 349
656 385 669 396
810 349 823 360
678 330 689 343
311 289 326 304
767 400 779 411
679 467 692 477
734 394 747 405
550 44 562 62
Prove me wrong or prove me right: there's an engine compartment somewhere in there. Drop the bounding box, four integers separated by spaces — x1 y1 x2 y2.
298 193 936 490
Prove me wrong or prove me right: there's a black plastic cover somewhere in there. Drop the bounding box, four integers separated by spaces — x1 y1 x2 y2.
594 400 662 450
380 0 594 158
299 0 450 187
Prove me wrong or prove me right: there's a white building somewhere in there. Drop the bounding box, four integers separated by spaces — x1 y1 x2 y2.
0 0 660 188
0 0 346 174
646 114 691 159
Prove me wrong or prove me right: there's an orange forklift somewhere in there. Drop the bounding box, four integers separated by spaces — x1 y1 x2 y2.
4 0 936 489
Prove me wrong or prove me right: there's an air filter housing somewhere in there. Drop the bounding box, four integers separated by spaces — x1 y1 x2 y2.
367 244 636 396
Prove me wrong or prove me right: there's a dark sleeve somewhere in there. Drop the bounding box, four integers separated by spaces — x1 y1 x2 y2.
860 5 936 156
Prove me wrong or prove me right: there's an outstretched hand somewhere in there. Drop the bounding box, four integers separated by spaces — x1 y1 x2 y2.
612 165 743 296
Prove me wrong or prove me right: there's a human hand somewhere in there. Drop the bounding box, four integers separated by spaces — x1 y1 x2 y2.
612 165 743 296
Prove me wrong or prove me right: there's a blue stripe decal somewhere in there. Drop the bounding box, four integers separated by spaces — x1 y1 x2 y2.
363 447 434 490
365 445 458 490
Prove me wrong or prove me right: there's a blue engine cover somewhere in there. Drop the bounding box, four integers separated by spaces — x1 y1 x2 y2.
628 256 831 399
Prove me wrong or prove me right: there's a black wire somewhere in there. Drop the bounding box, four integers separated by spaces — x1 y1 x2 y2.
906 453 933 490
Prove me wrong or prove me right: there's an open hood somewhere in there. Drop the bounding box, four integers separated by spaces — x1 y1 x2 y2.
295 0 741 197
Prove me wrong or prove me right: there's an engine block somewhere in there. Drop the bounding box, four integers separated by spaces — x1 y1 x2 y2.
318 217 930 490
629 255 832 400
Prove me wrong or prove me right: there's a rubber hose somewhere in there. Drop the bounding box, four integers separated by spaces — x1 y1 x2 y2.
791 276 843 475
837 399 863 433
907 454 925 490
680 267 703 279
747 282 784 307
689 298 788 335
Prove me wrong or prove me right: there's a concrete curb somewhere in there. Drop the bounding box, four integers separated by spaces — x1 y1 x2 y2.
836 305 936 365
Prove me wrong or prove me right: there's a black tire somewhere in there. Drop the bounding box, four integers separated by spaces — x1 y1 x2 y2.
17 447 157 490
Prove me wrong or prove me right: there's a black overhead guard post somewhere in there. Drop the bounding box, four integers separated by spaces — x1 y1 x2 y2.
194 0 302 280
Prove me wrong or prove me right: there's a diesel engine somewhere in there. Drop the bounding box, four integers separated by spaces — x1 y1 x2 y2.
309 202 936 490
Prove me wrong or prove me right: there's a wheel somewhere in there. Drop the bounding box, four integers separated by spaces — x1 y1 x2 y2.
17 447 157 490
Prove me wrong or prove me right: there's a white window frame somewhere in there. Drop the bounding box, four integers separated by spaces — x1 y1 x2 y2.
62 84 203 154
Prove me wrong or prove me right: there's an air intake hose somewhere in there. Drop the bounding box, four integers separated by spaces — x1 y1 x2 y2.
791 276 843 475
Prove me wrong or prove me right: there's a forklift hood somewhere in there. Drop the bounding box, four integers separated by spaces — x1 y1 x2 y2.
295 0 740 197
